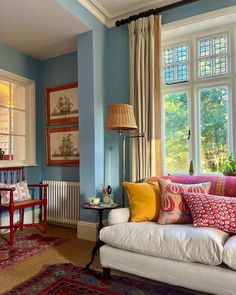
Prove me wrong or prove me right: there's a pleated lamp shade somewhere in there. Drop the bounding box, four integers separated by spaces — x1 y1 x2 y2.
105 104 138 132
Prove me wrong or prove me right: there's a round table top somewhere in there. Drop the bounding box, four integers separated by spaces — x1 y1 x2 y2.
82 202 120 210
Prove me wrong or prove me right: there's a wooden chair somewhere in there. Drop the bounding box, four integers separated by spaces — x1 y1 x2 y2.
0 166 48 246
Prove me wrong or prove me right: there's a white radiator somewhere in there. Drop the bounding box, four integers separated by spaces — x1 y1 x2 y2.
43 180 80 227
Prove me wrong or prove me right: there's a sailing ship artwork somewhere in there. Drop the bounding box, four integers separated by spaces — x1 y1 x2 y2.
47 83 78 125
47 126 79 166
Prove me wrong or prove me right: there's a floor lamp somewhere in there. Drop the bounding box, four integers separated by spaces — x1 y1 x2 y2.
105 104 145 207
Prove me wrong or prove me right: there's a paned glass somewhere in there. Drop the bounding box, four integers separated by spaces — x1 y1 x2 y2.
200 86 229 173
177 63 188 81
164 92 189 173
164 48 174 65
199 59 212 77
12 135 25 161
176 44 188 62
199 39 212 58
164 66 175 84
0 107 10 134
214 35 228 55
214 56 228 75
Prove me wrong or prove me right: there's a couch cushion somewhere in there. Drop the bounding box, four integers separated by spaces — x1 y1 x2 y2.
223 235 236 270
122 182 161 222
100 222 229 265
157 178 211 224
183 192 236 234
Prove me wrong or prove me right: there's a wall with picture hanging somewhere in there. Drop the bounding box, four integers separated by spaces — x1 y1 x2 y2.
41 52 79 181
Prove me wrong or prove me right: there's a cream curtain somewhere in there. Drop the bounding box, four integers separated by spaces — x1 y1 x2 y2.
129 15 162 181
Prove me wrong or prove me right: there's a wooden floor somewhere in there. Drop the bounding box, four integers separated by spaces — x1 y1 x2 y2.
0 225 97 293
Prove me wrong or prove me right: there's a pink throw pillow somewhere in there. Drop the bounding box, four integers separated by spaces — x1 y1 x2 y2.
183 192 236 233
157 178 211 224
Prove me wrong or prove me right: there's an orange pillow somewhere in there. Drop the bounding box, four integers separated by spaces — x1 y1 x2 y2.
123 182 161 222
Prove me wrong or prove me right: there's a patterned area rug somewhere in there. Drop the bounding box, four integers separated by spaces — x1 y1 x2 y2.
0 233 67 270
6 263 205 295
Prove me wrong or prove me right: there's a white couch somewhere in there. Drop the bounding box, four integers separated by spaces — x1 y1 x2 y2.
99 207 236 295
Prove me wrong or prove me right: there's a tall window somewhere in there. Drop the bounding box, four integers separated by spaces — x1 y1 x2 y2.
0 70 35 166
163 29 233 175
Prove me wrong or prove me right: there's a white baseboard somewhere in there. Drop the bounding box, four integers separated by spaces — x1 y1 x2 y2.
77 219 108 242
0 208 40 234
77 221 98 241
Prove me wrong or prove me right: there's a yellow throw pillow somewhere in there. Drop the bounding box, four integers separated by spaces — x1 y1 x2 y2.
123 182 161 222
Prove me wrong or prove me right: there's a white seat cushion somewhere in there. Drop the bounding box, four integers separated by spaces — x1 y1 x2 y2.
223 235 236 270
100 222 229 265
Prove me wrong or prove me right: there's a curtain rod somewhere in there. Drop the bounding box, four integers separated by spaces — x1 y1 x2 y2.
115 0 200 27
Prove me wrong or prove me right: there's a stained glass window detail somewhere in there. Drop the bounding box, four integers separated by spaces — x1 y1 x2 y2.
176 45 188 62
164 48 174 65
199 59 212 77
214 56 228 75
214 36 227 55
165 66 175 84
198 34 229 78
199 39 212 57
177 64 188 81
163 43 189 84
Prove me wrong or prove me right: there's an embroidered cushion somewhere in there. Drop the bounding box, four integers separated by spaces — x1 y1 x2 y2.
123 182 161 222
183 192 236 233
157 178 211 224
0 182 31 204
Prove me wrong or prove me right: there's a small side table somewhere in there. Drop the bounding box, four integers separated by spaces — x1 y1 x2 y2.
82 202 120 270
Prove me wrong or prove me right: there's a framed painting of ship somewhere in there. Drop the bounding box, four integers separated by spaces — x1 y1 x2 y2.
46 126 79 166
46 83 78 125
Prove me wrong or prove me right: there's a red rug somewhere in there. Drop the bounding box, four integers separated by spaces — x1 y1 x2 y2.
6 263 206 295
0 233 67 270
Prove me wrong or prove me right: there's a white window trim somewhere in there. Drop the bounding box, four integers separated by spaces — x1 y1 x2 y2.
162 19 236 175
0 69 36 167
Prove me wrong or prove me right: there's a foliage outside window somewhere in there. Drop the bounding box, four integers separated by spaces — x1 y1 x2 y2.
163 29 232 175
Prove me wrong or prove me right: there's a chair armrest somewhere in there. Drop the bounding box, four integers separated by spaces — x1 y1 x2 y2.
108 208 130 225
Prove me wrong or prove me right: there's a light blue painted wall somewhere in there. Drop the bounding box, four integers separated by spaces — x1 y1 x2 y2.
0 44 42 183
56 0 107 222
41 52 79 182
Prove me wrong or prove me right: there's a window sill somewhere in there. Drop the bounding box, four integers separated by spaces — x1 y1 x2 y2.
0 160 37 168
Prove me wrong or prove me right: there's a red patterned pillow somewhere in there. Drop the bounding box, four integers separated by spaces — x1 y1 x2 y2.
157 178 211 224
183 192 236 233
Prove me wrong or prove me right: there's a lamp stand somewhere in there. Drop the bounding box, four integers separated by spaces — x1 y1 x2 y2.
120 132 145 207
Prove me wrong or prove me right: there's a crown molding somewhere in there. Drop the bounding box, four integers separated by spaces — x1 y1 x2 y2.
78 0 180 28
78 1 236 30
162 5 236 32
78 0 107 25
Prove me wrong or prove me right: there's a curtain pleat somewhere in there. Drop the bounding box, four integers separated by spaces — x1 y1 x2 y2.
129 15 162 181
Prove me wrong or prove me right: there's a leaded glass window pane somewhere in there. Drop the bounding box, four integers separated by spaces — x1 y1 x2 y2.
214 56 228 75
199 39 212 58
176 45 188 62
199 59 212 77
177 63 188 81
164 48 174 65
214 35 227 55
163 43 189 84
165 66 175 84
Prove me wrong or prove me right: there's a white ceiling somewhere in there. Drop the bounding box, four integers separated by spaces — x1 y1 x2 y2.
0 0 89 60
79 0 181 27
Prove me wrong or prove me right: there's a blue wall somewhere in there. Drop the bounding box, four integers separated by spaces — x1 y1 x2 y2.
55 0 107 222
41 52 79 181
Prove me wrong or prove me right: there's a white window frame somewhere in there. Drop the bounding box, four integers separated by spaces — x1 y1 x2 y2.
0 69 36 167
162 22 236 175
